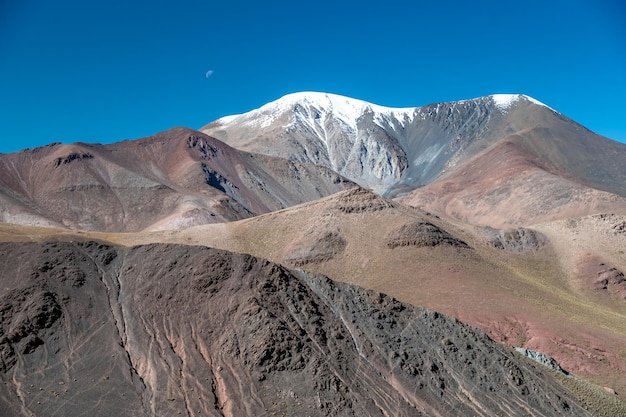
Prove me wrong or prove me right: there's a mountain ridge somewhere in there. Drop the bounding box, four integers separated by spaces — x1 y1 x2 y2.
0 127 353 231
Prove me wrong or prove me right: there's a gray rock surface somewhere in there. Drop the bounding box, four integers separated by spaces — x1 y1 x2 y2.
515 347 567 374
481 227 547 252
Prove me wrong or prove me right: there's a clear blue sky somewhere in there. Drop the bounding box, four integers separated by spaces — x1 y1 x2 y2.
1 0 625 153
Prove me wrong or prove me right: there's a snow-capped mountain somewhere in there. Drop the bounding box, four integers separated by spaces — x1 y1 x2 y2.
201 92 560 195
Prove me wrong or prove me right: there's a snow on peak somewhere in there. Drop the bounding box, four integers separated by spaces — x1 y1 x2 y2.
491 94 521 111
283 92 369 122
280 92 417 123
211 92 558 129
215 114 238 124
490 94 556 113
276 92 383 115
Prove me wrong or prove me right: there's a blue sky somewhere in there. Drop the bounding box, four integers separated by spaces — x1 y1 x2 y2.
1 0 625 153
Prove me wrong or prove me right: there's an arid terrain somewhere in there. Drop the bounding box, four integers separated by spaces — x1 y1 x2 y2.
91 187 626 399
1 239 602 416
1 93 626 416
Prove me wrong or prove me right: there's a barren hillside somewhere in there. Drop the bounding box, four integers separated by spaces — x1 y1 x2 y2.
0 240 596 416
0 127 353 232
101 187 626 399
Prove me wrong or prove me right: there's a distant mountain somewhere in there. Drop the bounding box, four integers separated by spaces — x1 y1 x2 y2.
202 92 626 226
0 127 353 231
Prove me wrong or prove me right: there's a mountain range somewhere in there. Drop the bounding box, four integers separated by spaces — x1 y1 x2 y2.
1 92 626 416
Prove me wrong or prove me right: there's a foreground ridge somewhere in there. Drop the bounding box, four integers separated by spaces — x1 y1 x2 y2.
0 240 593 416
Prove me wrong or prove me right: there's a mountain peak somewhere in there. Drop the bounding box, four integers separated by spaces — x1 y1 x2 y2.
261 91 417 122
491 93 522 111
211 91 417 137
273 91 386 109
268 91 375 122
202 91 574 195
488 93 555 113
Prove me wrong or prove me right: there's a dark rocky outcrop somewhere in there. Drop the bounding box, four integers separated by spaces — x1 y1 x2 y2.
593 266 626 299
53 152 94 167
286 231 347 266
482 227 547 252
386 220 469 249
334 186 397 213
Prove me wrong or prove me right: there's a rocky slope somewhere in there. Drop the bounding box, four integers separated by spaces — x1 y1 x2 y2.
0 127 352 232
0 240 593 416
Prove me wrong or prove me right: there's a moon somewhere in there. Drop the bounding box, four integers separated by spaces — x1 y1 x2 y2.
205 70 214 79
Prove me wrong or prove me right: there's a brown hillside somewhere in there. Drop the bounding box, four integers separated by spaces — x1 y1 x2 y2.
400 140 626 227
0 128 353 231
